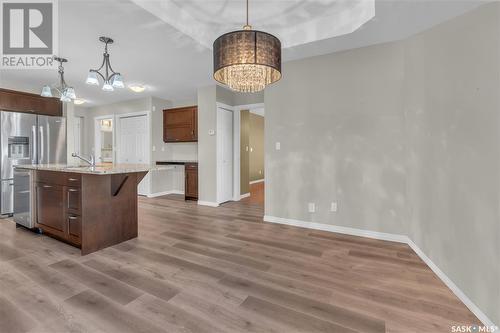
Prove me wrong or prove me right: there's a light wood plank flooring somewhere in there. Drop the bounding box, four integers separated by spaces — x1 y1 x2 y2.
241 182 264 205
0 194 480 333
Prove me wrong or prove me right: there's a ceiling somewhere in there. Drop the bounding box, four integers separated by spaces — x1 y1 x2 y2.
0 0 487 107
130 0 376 49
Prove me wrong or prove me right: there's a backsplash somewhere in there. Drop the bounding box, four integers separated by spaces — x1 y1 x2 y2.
153 142 198 162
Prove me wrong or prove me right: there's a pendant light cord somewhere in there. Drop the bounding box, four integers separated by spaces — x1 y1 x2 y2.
246 0 249 26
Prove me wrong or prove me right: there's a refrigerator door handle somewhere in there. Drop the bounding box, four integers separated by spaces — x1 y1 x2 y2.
39 126 44 164
32 125 37 165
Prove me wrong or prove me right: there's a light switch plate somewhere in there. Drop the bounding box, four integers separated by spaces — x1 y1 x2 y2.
331 202 338 212
308 203 316 213
276 142 281 150
152 145 156 152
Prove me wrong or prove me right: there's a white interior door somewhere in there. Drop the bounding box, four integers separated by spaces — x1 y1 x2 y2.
118 114 150 195
217 108 234 203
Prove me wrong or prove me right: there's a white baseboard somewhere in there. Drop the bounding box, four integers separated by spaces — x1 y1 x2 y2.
147 190 184 198
263 215 497 328
406 239 496 328
263 215 407 243
250 179 265 185
197 201 219 207
240 193 250 199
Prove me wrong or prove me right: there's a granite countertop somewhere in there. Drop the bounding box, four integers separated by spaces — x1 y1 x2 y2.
15 163 171 175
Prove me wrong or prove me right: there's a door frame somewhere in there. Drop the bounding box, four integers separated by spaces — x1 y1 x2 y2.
114 110 152 196
94 114 115 164
215 102 265 204
216 104 235 204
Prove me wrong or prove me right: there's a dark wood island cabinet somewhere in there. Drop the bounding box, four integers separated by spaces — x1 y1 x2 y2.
16 165 157 255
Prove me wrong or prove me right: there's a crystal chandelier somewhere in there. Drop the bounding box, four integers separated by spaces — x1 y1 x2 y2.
40 57 76 102
86 36 124 91
213 0 281 93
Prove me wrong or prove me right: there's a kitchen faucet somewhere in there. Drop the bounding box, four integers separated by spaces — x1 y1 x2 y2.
71 153 96 166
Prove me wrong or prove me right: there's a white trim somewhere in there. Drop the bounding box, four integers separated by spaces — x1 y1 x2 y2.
250 179 265 185
198 201 220 207
406 239 497 328
263 215 407 243
147 190 184 198
234 103 265 112
240 193 250 200
263 215 497 328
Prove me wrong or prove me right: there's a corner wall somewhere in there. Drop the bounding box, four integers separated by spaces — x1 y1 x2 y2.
264 3 499 326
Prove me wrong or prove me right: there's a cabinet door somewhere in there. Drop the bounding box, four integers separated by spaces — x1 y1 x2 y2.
36 183 66 237
68 214 81 245
185 167 198 199
163 107 197 142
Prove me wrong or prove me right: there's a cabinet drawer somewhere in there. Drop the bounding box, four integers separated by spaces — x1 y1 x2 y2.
36 171 67 186
66 174 81 186
67 214 81 245
67 187 81 214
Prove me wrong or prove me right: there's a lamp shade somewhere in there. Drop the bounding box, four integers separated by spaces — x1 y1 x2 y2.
213 30 281 93
112 74 124 88
40 85 52 97
86 71 99 85
102 81 114 92
66 87 76 99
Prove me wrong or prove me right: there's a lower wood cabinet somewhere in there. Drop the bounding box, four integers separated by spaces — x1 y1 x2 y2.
185 163 198 200
35 183 66 238
35 172 81 246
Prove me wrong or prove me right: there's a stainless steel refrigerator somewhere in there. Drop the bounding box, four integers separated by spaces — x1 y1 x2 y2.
0 111 66 217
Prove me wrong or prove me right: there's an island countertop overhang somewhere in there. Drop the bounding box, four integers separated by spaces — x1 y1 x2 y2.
14 163 169 175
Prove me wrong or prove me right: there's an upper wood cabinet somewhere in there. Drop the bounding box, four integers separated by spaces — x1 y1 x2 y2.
163 106 198 142
0 88 62 116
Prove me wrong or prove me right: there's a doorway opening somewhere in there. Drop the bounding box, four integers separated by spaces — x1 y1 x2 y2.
240 106 265 206
215 103 265 207
94 116 114 164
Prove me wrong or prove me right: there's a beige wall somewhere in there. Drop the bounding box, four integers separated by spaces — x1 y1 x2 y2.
240 110 250 195
265 3 499 326
249 113 265 182
403 3 500 325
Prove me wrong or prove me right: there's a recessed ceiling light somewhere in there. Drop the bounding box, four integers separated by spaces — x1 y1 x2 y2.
74 98 86 105
129 84 145 93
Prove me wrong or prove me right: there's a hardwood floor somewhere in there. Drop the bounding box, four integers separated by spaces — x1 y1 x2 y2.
241 182 264 205
0 195 480 333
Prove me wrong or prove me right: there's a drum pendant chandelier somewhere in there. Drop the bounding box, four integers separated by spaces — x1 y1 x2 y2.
213 0 282 93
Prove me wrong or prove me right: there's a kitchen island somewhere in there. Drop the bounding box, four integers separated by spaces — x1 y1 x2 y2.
14 164 163 255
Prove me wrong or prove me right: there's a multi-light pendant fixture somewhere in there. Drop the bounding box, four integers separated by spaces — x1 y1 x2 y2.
40 57 76 102
213 0 282 93
86 36 124 91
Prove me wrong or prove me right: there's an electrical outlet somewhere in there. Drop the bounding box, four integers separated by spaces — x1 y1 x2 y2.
308 203 316 213
208 129 216 136
259 170 262 175
152 145 156 152
331 202 338 212
161 146 165 152
276 142 281 150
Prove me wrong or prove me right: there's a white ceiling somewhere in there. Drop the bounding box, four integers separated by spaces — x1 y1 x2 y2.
130 0 376 49
0 0 487 107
